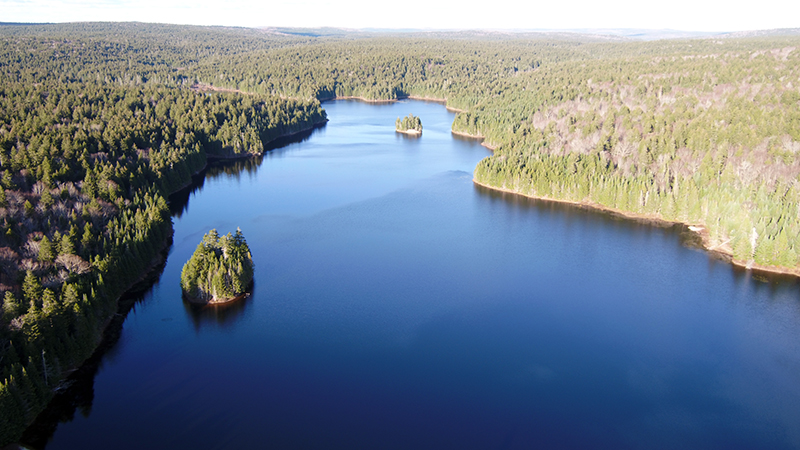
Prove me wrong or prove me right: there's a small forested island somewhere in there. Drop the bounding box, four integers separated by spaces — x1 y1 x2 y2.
180 229 254 304
395 114 423 135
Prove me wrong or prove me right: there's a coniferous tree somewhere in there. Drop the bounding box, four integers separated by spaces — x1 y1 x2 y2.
181 228 254 302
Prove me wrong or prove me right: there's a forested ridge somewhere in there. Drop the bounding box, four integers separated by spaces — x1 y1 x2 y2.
1 22 799 445
190 31 800 270
468 42 800 270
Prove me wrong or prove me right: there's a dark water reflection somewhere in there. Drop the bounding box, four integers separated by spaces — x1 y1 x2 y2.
28 100 800 450
182 292 254 331
22 252 169 449
476 180 800 289
395 131 421 141
169 125 324 218
450 131 486 145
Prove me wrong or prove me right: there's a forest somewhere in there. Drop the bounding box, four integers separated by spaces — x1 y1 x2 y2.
0 23 326 443
396 114 422 133
180 228 254 303
0 22 799 445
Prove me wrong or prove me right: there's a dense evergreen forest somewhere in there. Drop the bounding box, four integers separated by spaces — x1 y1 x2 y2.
180 228 254 303
195 30 800 271
1 22 799 444
0 23 326 443
186 31 800 273
396 114 422 133
469 44 800 270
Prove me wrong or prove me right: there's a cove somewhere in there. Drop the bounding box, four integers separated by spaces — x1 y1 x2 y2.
24 100 800 449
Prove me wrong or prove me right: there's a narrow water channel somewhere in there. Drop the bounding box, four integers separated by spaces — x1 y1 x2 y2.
29 100 800 449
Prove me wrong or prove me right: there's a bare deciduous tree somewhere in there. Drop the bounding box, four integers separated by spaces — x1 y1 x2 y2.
56 254 91 275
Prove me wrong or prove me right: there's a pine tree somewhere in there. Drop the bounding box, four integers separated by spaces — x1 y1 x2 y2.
2 292 20 322
40 189 54 210
22 271 43 306
59 233 75 256
38 236 54 263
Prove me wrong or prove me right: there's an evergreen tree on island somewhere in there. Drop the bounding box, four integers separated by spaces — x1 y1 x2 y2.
180 228 254 303
395 114 423 134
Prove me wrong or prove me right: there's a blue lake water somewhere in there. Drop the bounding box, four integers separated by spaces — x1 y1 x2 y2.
32 100 800 449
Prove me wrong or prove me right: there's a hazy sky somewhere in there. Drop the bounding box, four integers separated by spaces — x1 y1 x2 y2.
2 0 798 32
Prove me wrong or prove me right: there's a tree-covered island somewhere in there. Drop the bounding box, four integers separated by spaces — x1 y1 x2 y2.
395 114 423 135
180 229 254 304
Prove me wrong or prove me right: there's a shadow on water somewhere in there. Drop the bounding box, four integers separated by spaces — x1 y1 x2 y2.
168 124 324 218
20 126 324 449
473 182 800 290
20 244 170 450
473 181 678 231
395 131 421 141
182 289 254 332
450 132 485 146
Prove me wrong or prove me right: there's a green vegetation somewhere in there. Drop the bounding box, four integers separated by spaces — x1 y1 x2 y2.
2 22 800 445
396 114 423 133
0 23 325 444
181 229 254 303
185 34 800 270
202 31 799 270
468 42 800 269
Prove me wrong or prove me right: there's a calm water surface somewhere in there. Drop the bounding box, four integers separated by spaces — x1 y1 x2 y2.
34 100 800 449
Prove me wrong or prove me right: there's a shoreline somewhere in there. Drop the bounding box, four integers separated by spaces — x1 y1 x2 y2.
450 130 497 150
19 238 172 449
184 291 249 305
326 96 397 104
17 117 329 445
209 119 329 161
395 128 421 136
323 95 467 113
472 178 800 279
172 119 329 193
404 95 466 113
189 86 467 113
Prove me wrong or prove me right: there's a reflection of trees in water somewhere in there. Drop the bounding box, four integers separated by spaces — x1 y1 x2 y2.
23 123 324 447
208 156 264 178
169 125 322 218
395 131 420 141
24 124 325 443
449 132 485 146
183 290 253 332
473 182 800 288
21 258 167 449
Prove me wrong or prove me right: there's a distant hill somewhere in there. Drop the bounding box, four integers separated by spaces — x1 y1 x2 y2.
260 26 800 42
538 28 720 40
716 28 800 38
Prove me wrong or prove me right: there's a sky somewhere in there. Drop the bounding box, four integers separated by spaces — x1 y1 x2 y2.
1 0 799 32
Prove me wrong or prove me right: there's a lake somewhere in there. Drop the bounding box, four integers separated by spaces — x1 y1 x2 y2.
26 100 800 449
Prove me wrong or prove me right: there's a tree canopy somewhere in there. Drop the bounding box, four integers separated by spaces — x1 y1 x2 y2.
396 114 423 133
180 228 254 303
0 23 322 444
